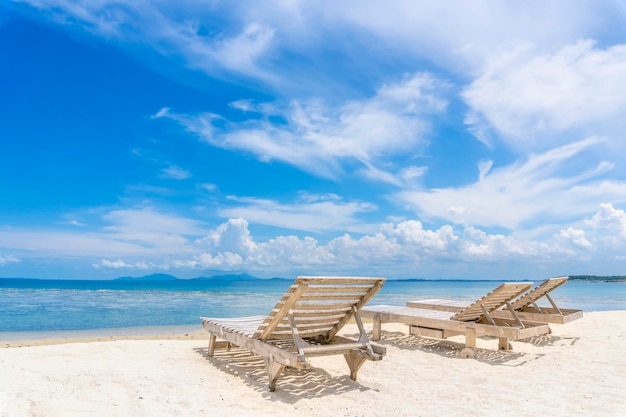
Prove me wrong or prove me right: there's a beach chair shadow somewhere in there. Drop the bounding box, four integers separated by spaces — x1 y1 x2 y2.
200 276 386 392
351 330 532 366
521 333 580 347
361 282 552 358
193 345 370 400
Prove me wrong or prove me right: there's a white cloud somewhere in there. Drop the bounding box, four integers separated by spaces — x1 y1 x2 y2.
558 228 592 249
395 138 626 229
553 203 626 260
0 254 20 266
200 183 217 192
218 0 615 82
93 259 152 269
218 196 377 234
9 1 626 279
160 165 191 180
16 1 626 97
463 40 626 150
209 23 275 76
102 207 204 236
178 216 581 277
16 0 277 81
583 203 626 247
194 218 257 255
584 203 626 235
0 207 204 258
3 205 626 278
159 73 448 182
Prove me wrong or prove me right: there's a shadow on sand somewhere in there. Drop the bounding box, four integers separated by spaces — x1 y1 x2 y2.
341 330 578 367
193 346 372 402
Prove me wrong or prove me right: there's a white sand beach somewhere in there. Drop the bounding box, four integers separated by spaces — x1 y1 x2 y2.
1 311 625 417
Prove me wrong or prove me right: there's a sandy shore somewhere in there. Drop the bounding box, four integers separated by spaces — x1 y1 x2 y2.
1 311 625 417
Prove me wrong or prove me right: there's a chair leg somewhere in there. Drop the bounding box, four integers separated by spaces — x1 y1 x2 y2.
207 334 217 357
460 327 477 359
264 358 285 392
372 313 382 341
344 352 367 381
498 337 512 350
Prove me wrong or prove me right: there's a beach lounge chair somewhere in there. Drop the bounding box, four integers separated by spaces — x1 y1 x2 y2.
407 277 583 324
201 276 387 391
361 282 551 358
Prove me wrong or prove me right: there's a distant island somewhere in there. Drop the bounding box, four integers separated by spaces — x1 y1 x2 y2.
568 275 626 282
113 274 626 283
2 273 624 282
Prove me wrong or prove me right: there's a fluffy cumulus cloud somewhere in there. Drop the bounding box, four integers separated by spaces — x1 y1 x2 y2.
164 216 583 276
585 203 626 236
90 213 586 273
3 202 625 278
170 206 625 275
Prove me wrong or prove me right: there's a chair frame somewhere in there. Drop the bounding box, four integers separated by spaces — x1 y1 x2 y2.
407 277 583 324
361 282 551 358
201 276 386 391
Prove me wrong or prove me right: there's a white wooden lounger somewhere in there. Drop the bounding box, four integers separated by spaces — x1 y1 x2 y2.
361 282 551 358
201 276 386 391
407 277 583 324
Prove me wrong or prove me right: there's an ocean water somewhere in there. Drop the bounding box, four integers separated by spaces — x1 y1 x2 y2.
0 278 624 340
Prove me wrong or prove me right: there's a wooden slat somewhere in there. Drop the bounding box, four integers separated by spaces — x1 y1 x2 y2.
291 301 356 310
299 294 364 301
361 305 551 343
303 285 373 293
280 309 352 318
295 276 387 285
201 275 388 390
451 282 532 322
265 322 334 333
407 284 582 324
257 282 310 340
201 318 306 368
406 299 467 312
509 277 569 310
326 278 385 340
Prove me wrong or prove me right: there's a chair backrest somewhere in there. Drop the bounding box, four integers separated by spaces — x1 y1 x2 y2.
452 282 532 322
254 276 386 341
509 277 569 311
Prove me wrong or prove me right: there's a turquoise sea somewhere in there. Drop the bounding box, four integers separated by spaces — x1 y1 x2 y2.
1 278 624 341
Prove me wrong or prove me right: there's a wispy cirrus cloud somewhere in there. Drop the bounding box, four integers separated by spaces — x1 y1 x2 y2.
0 254 20 265
153 72 447 182
159 165 191 180
395 137 626 230
15 0 277 81
464 40 626 150
218 194 378 234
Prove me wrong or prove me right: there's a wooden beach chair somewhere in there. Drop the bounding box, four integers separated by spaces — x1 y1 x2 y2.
407 277 583 324
201 276 387 391
361 282 551 358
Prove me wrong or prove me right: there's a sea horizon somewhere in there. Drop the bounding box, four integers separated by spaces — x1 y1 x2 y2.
1 276 624 342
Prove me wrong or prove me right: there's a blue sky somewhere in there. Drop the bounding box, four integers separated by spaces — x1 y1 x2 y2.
2 1 626 280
